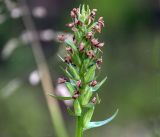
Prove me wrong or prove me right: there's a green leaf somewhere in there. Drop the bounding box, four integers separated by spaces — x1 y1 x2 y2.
74 99 82 116
65 39 77 52
48 93 72 100
91 76 107 92
83 106 95 128
84 109 119 130
84 65 96 83
60 67 73 79
65 82 75 95
67 107 76 116
81 90 93 106
68 64 80 80
72 53 81 66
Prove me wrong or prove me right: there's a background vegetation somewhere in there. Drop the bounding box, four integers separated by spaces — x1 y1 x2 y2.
0 0 160 137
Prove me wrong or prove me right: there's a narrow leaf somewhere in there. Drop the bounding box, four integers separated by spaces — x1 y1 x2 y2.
65 39 77 52
84 109 119 130
91 76 107 92
60 67 73 79
48 93 72 100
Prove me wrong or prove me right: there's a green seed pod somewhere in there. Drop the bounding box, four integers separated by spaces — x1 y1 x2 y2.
74 99 82 116
83 106 95 128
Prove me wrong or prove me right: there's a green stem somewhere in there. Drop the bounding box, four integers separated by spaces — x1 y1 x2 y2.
75 116 83 137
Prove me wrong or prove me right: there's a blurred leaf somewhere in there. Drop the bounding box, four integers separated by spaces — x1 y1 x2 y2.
72 53 81 66
48 93 72 100
84 109 119 130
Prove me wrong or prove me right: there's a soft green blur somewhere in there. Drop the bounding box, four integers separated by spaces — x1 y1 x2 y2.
0 0 160 137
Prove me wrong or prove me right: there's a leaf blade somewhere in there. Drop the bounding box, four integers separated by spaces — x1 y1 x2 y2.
84 109 119 130
48 93 72 100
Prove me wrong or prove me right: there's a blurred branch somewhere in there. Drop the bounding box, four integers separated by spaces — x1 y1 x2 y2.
3 0 69 137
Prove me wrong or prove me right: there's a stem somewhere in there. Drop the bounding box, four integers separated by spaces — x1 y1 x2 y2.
75 116 83 137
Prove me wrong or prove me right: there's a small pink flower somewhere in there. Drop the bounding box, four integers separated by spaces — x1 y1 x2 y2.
90 80 97 87
72 91 80 99
98 17 104 27
64 55 72 63
91 96 97 104
93 24 102 33
57 34 65 42
86 32 93 39
76 80 81 87
66 47 72 52
96 58 103 65
66 22 74 28
70 11 76 18
96 42 104 48
86 50 94 58
79 42 85 52
91 38 99 46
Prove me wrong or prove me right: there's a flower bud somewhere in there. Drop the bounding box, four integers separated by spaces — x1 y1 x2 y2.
66 22 74 28
76 80 81 87
96 42 104 48
66 47 72 52
93 24 101 33
86 50 94 58
96 58 103 65
86 32 93 39
90 80 97 87
70 11 76 18
57 34 65 42
79 42 85 52
91 97 97 104
91 38 99 46
98 16 104 27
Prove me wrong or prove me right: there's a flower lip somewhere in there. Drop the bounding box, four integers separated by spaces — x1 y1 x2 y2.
86 50 94 58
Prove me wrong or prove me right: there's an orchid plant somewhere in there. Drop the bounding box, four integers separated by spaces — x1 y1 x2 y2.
49 5 118 137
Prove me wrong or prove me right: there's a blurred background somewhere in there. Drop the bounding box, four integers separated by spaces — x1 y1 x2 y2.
0 0 160 137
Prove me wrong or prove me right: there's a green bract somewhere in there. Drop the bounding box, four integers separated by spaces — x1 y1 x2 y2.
50 5 118 137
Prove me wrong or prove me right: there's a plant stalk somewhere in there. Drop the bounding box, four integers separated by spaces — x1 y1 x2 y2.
75 116 83 137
